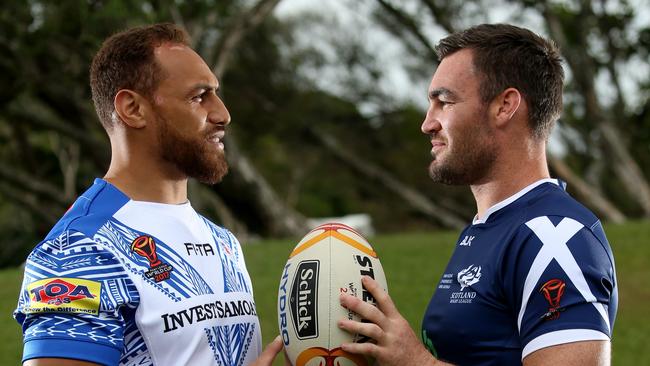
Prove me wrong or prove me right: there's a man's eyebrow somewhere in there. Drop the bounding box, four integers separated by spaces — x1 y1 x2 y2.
428 87 457 100
187 84 220 96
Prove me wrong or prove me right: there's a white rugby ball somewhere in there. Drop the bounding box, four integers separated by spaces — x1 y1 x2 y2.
277 222 388 366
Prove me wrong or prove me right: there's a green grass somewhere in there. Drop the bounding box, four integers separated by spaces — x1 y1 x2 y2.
1 221 648 365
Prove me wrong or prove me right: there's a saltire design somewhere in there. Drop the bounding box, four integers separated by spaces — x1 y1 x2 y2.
521 217 611 333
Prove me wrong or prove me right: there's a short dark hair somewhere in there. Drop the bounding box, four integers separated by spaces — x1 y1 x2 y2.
436 23 564 140
90 23 191 130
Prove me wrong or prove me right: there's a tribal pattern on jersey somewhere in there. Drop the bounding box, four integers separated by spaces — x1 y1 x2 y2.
16 179 263 366
96 219 214 300
119 307 151 366
203 217 250 294
17 230 135 335
23 313 122 346
206 322 256 366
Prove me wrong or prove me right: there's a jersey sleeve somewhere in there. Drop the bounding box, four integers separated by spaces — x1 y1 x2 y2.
14 230 139 365
504 216 617 360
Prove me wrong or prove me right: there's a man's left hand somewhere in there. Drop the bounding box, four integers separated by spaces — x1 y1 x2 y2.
338 276 436 366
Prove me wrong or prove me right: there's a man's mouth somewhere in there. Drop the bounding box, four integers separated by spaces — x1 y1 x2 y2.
207 131 225 150
430 140 446 155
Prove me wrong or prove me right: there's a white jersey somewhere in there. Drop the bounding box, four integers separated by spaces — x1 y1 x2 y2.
14 179 262 366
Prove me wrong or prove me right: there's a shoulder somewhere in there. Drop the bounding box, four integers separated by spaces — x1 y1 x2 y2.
522 184 600 229
518 184 612 257
199 215 239 242
44 179 130 242
524 184 597 223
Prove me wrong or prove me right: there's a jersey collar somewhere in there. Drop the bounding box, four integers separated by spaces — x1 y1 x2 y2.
472 178 560 225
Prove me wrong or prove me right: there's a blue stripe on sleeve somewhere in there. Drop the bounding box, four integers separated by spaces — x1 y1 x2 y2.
23 338 121 366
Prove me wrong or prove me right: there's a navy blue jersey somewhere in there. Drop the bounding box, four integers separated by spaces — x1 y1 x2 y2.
421 179 617 365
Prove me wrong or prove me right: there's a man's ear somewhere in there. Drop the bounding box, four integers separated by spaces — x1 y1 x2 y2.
491 87 522 128
114 89 150 129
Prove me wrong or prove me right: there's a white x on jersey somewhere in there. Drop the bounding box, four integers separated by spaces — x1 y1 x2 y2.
14 179 262 366
421 179 618 365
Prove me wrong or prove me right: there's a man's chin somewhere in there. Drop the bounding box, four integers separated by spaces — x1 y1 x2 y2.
428 162 463 185
195 164 228 185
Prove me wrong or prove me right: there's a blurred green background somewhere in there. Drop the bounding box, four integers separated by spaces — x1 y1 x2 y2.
1 0 649 264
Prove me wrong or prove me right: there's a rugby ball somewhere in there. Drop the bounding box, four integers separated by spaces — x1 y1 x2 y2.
277 222 388 366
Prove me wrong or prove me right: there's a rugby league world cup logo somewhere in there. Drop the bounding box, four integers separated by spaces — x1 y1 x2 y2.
131 235 173 283
539 279 566 320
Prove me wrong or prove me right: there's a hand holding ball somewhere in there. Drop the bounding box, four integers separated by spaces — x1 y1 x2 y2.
277 223 388 366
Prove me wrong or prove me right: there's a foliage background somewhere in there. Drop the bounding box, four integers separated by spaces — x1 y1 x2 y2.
1 0 649 268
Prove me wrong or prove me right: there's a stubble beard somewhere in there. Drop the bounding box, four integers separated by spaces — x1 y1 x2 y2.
156 113 229 185
428 116 497 186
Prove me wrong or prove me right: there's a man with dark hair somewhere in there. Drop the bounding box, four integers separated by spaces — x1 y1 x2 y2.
338 23 617 365
14 23 284 366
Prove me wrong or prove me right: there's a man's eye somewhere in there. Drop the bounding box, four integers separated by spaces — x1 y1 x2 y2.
192 92 208 102
437 99 452 107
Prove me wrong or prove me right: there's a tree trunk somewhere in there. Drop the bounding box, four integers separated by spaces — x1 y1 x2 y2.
543 2 650 216
548 154 626 223
188 180 253 242
224 137 308 236
211 0 283 78
310 128 466 230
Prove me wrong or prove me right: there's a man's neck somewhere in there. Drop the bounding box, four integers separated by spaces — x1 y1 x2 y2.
104 162 189 205
470 149 550 221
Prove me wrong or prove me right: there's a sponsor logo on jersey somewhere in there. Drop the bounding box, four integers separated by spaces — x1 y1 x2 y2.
290 260 319 339
539 278 566 320
25 278 101 315
296 347 368 366
184 242 215 256
160 299 258 333
459 235 475 246
131 235 173 282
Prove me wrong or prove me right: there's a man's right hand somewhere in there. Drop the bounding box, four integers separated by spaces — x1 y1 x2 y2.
249 335 292 366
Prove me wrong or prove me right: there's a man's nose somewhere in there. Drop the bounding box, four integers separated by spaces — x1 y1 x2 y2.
208 96 231 126
421 109 441 135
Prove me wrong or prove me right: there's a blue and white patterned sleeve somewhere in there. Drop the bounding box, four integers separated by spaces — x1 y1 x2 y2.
14 230 139 365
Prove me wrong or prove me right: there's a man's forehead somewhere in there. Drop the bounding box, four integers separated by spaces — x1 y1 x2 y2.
154 42 189 54
154 44 218 86
429 49 478 91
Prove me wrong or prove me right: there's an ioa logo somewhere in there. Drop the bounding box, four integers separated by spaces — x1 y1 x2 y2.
290 260 319 339
26 277 101 315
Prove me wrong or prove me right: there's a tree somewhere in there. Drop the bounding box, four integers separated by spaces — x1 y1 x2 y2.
328 0 649 221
